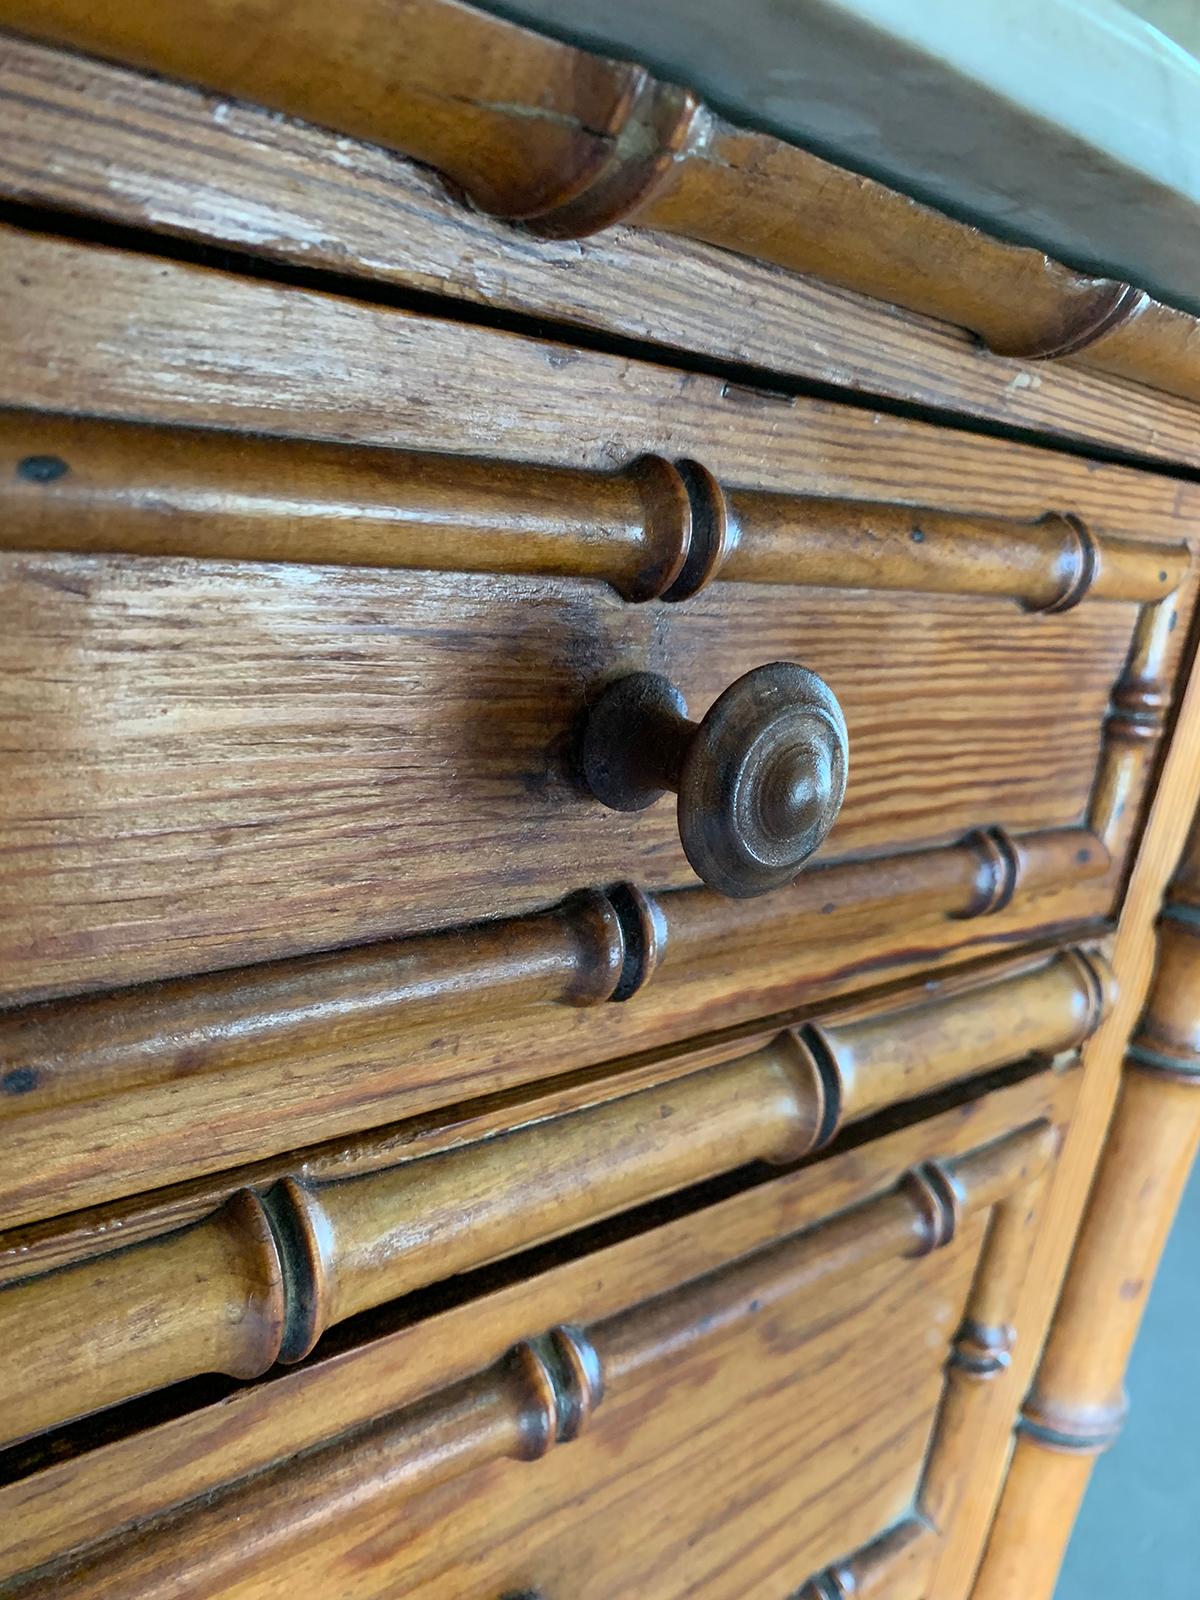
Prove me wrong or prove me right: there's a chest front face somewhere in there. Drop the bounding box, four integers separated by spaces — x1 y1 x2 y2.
0 10 1198 1600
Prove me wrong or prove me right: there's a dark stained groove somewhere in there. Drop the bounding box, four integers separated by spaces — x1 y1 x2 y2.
1 195 1200 486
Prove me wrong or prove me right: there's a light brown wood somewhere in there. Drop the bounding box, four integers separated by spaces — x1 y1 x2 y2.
797 1517 937 1600
8 0 1200 410
923 519 1200 1597
0 410 1186 606
0 822 1116 1228
0 225 1191 1022
0 946 1105 1445
972 809 1200 1600
3 24 1200 1593
2 1116 1054 1598
0 1072 1067 1582
5 34 1200 472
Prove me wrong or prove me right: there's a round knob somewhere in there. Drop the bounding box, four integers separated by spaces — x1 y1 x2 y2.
580 662 848 898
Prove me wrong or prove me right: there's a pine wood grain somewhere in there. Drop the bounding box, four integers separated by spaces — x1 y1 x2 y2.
2 34 1200 468
971 808 1200 1599
0 946 1104 1444
0 1072 1067 1581
0 1100 1061 1597
6 0 1200 413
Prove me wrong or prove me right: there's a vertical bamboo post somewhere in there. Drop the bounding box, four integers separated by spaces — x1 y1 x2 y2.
972 810 1200 1599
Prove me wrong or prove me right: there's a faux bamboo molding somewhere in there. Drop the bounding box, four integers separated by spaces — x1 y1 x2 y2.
0 960 1101 1446
5 1123 1052 1598
794 1517 936 1600
1 410 1188 607
8 0 1200 405
798 1114 1058 1596
0 826 1107 1122
972 808 1200 1600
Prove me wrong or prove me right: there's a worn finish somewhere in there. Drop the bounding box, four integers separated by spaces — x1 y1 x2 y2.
0 411 1186 606
973 807 1200 1600
0 946 1105 1445
5 36 1200 472
0 1074 1068 1582
2 1118 1054 1597
9 0 1200 407
3 20 1200 1597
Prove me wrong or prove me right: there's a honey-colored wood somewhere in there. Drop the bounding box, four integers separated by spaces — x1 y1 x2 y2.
2 1116 1054 1597
3 24 1200 1591
0 824 1113 1228
796 1518 937 1600
0 946 1105 1445
972 808 1200 1600
5 36 1200 472
0 226 1192 1020
9 0 1200 409
1 410 1186 606
0 1073 1068 1582
922 530 1200 1597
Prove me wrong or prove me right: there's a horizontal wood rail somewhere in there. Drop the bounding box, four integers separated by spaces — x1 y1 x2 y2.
0 958 1101 1447
5 1122 1054 1598
6 0 1200 407
1 410 1188 607
973 809 1200 1600
0 825 1110 1122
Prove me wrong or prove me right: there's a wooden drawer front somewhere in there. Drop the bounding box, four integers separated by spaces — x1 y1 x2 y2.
0 228 1195 1013
0 1070 1073 1598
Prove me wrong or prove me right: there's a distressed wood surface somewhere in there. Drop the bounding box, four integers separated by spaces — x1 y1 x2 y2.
1 26 1199 1591
1 1108 1058 1598
6 0 1200 413
3 410 1186 605
0 224 1194 1015
0 547 1139 1001
972 807 1200 1600
924 516 1200 1597
0 945 1106 1445
3 36 1200 469
0 1073 1068 1582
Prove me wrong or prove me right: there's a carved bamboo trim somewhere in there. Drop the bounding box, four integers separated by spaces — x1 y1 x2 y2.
2 409 1187 607
0 825 1109 1121
7 0 1200 406
0 953 1105 1446
1086 588 1180 855
972 810 1200 1600
797 1122 1058 1595
794 1517 937 1600
7 1124 1050 1598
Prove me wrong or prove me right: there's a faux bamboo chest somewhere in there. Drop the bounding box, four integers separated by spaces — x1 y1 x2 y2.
2 4 1200 1597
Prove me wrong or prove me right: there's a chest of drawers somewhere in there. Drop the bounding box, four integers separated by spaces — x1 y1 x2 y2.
2 5 1200 1597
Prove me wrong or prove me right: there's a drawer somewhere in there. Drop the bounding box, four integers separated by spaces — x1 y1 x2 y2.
0 1066 1077 1597
0 944 1105 1441
0 231 1196 1013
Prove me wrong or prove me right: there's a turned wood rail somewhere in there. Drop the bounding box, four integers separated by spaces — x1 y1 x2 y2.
0 958 1103 1447
797 1110 1059 1598
1 410 1188 608
973 807 1200 1599
0 825 1110 1121
7 0 1200 407
3 1121 1054 1598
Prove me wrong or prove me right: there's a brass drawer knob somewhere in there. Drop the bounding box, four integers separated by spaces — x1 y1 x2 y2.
581 662 848 897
